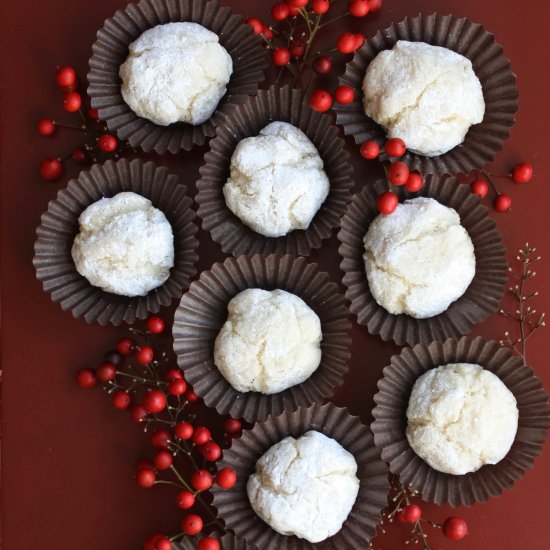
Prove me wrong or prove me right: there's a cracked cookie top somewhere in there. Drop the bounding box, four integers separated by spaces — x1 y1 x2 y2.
363 197 475 319
119 22 232 126
213 288 322 394
222 121 330 238
247 430 359 542
406 363 519 475
362 40 485 157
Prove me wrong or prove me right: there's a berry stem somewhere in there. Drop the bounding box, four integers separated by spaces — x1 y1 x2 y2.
318 11 350 29
53 121 87 131
480 169 501 195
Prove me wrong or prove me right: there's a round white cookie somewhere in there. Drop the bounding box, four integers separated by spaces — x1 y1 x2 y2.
247 430 359 543
119 22 233 126
71 192 174 297
223 121 330 238
363 197 475 318
363 40 485 156
406 363 519 475
213 288 322 394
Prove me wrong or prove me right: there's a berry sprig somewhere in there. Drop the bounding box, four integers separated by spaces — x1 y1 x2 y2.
469 163 534 213
37 65 132 182
499 244 546 363
245 0 382 108
76 316 242 550
373 474 468 549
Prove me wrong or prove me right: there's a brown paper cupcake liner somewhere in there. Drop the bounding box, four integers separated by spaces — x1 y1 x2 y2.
33 159 199 326
172 255 352 423
175 533 251 549
371 336 550 507
87 0 268 154
337 175 507 346
195 85 354 257
334 13 519 176
211 403 389 549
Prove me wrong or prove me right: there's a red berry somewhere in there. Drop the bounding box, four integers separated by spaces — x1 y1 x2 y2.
470 179 489 198
399 504 422 523
289 38 305 58
153 538 171 550
63 91 81 112
56 66 76 89
511 162 534 183
176 490 195 509
197 538 220 550
290 0 308 7
442 517 468 541
191 469 213 491
376 191 399 215
192 426 212 445
388 161 409 185
39 157 63 182
174 421 194 440
136 345 154 365
404 172 423 192
349 0 369 17
309 89 333 112
360 140 380 159
216 467 237 489
72 147 88 165
76 367 97 389
312 55 332 74
143 389 166 414
38 118 55 136
185 388 199 403
150 428 171 449
493 193 512 213
199 441 222 462
272 47 291 66
87 108 100 121
337 32 357 54
286 1 299 15
354 33 365 49
385 137 406 157
312 0 330 14
116 337 136 356
112 390 131 411
144 533 164 550
168 378 187 396
97 134 117 153
153 449 173 470
136 468 156 488
182 514 203 536
166 368 184 381
223 418 242 435
367 0 382 12
146 316 165 334
244 17 262 35
334 85 355 104
261 25 273 40
271 2 289 20
96 362 116 382
130 404 148 423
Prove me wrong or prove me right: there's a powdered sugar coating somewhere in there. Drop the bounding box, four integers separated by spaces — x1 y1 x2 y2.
214 288 322 394
363 41 485 156
247 430 359 542
71 192 174 297
223 121 330 237
363 197 475 318
406 363 519 475
119 22 233 126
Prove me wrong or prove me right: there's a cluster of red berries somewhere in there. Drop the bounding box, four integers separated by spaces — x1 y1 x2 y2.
37 65 122 182
469 162 534 213
76 316 243 550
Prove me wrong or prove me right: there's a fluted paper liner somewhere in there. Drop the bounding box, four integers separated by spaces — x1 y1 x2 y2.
196 85 354 257
371 337 550 507
211 403 389 549
172 255 352 422
176 533 251 549
334 13 519 176
337 176 507 346
33 159 199 326
87 0 267 154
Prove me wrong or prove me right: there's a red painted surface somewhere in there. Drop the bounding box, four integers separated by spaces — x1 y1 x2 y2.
1 0 549 548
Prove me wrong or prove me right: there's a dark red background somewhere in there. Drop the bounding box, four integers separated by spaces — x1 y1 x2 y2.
1 0 549 549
